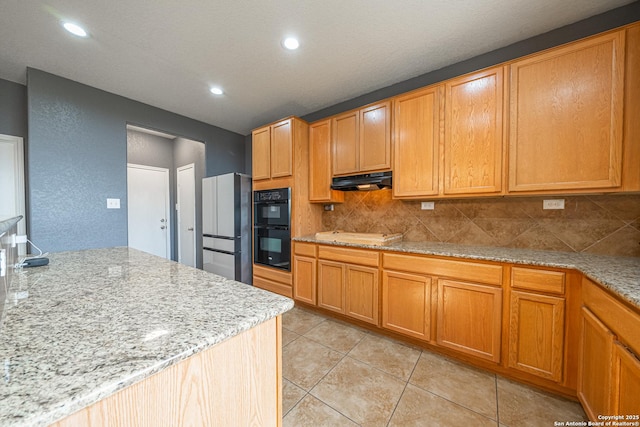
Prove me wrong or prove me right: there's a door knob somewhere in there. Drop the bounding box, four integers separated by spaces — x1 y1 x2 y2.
160 225 166 230
187 227 194 231
160 219 166 223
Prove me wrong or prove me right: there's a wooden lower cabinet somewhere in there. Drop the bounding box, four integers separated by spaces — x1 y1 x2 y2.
578 307 615 419
579 279 640 419
345 265 379 325
437 279 502 362
317 260 346 313
611 341 640 414
253 265 293 298
293 255 316 305
382 270 432 341
508 290 565 381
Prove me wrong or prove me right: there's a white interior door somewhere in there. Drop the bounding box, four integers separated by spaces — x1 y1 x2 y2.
127 164 170 259
0 134 26 255
177 164 196 267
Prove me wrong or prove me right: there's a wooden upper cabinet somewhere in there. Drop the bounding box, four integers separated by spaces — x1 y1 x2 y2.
251 118 293 181
360 101 391 172
393 86 441 198
270 119 293 178
332 111 359 175
309 120 344 203
332 101 391 176
509 30 625 193
444 66 505 195
252 126 271 181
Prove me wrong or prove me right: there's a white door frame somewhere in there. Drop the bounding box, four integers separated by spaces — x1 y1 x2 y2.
177 163 196 267
0 134 26 255
127 163 171 259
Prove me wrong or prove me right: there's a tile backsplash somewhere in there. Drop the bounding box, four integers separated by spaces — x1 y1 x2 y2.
322 191 640 257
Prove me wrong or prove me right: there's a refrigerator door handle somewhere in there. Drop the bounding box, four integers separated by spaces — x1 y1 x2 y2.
202 234 236 240
203 247 236 256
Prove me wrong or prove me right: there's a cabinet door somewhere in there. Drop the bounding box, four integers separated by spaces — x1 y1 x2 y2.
437 279 502 362
318 260 345 313
252 126 271 181
509 30 625 192
611 341 640 415
270 119 293 178
445 67 505 195
345 265 379 325
393 86 441 198
332 111 359 176
382 270 431 341
309 120 344 203
578 307 614 420
508 291 565 381
359 101 391 172
293 256 316 305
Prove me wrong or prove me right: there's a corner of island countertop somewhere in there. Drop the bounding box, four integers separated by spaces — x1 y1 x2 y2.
0 246 293 427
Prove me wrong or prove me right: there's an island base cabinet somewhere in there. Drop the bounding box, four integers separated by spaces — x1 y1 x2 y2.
382 271 432 341
52 317 282 427
436 279 502 363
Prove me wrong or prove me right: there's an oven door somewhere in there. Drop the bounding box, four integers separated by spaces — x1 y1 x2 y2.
254 227 291 271
254 201 290 227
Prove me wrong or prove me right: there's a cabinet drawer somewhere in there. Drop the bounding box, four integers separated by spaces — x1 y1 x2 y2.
511 267 565 294
253 264 292 286
383 253 502 286
317 245 379 267
294 242 316 257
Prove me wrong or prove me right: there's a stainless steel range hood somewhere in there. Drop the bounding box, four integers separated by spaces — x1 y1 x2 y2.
331 171 392 191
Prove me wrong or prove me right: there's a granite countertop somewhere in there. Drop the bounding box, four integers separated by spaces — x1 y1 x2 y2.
0 247 294 427
294 235 640 309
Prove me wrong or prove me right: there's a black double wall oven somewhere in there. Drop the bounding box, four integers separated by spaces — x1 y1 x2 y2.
253 188 291 271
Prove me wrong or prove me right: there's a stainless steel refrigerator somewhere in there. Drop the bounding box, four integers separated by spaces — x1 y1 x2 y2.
202 173 252 284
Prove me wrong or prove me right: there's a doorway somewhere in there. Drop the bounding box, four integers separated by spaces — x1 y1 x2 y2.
0 134 26 255
126 124 205 268
127 164 171 259
177 163 196 267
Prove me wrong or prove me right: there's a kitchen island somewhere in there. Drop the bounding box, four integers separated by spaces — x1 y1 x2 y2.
0 247 293 426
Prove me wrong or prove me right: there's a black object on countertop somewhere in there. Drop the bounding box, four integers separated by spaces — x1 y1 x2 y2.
22 257 49 268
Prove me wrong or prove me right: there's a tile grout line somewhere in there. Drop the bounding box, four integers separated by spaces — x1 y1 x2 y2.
385 350 422 426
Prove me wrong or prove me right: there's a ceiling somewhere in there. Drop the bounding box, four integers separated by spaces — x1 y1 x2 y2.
0 0 634 135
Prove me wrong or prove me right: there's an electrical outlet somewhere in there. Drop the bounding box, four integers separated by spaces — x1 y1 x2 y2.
543 199 565 210
107 198 120 209
324 204 334 211
421 201 435 210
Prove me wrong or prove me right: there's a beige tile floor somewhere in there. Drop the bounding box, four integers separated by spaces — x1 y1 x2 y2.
282 306 588 427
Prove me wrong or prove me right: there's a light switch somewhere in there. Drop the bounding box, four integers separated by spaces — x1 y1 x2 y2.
107 198 120 209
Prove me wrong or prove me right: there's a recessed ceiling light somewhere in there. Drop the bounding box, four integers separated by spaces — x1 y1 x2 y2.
282 37 299 50
210 87 224 95
62 22 88 38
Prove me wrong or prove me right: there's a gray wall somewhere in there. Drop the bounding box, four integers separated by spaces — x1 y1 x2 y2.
0 79 27 139
27 68 245 253
300 2 640 122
